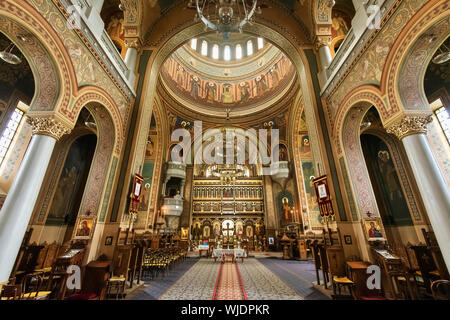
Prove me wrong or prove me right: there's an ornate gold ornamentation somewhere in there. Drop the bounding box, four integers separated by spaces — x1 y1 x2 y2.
314 36 331 51
26 117 71 140
386 116 433 140
124 38 141 49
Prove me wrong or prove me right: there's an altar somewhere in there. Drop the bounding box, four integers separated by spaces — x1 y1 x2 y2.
212 248 247 263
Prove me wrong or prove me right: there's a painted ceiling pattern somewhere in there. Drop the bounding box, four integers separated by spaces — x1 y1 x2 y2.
160 49 295 110
326 0 425 120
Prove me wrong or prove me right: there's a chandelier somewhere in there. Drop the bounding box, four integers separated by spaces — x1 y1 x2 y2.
0 43 22 65
191 0 260 39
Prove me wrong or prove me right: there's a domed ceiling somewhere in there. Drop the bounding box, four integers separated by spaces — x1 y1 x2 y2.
159 32 297 121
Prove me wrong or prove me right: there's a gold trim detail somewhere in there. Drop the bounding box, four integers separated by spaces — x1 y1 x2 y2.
314 36 332 51
386 116 433 140
26 117 71 141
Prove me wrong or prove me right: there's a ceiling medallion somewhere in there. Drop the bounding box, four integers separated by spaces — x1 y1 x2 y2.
190 0 260 40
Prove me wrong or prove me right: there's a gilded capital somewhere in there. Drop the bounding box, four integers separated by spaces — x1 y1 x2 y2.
124 38 141 50
386 116 433 140
314 36 332 51
26 117 71 140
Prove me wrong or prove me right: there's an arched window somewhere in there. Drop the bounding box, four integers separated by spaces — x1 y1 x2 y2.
191 38 197 50
0 102 26 166
212 44 219 59
224 45 231 61
257 37 263 50
201 40 208 56
247 40 253 55
236 44 242 59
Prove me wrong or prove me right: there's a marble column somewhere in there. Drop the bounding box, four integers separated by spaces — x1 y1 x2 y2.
0 117 70 284
91 0 105 13
387 116 450 268
315 37 333 85
125 47 138 71
318 45 333 70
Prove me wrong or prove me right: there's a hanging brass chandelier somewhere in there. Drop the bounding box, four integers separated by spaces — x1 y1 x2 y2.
191 0 260 39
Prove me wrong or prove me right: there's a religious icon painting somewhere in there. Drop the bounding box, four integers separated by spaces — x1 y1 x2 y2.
74 216 95 239
105 236 113 246
363 218 386 241
181 227 189 240
235 221 244 236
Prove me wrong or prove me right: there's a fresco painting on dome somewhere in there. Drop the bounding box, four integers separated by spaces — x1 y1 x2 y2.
161 54 294 108
331 10 351 38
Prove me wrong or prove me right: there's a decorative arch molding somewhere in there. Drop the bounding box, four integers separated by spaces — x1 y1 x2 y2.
78 104 115 219
134 20 324 189
290 93 312 225
342 106 379 220
71 86 124 155
147 98 165 229
0 0 76 116
334 86 387 154
381 0 449 117
143 1 311 48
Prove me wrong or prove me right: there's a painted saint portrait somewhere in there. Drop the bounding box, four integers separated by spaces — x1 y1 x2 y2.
75 217 94 238
246 225 254 238
222 83 234 103
364 219 385 240
190 75 200 98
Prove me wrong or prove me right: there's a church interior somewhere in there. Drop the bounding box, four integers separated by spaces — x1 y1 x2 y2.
0 0 449 302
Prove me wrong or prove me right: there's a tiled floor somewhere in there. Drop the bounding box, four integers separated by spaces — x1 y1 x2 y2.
127 256 329 300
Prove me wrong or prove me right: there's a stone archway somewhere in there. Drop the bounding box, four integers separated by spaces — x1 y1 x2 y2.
381 0 449 118
0 0 77 118
130 20 325 195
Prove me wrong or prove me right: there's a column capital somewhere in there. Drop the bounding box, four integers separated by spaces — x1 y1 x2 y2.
124 38 142 50
386 115 433 140
314 36 332 51
26 116 71 141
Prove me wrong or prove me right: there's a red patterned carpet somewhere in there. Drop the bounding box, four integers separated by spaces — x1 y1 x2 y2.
212 261 247 300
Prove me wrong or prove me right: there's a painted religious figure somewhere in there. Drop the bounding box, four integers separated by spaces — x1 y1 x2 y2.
205 82 216 103
255 75 268 95
300 135 311 157
176 65 185 88
190 75 200 98
235 221 244 237
213 222 221 237
332 13 349 37
282 197 292 222
246 225 254 238
239 82 251 102
222 84 234 103
269 64 280 87
365 220 384 239
75 217 94 238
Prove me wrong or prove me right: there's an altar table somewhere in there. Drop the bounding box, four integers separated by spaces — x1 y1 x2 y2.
211 249 247 263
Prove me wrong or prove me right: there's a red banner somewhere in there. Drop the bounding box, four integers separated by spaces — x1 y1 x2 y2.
312 175 334 217
129 174 144 214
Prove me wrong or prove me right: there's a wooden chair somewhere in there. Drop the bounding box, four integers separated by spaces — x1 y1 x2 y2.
0 284 22 300
431 280 450 300
21 274 51 300
326 246 354 299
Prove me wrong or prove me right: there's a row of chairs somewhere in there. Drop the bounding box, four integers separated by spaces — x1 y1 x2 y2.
1 274 52 300
141 247 187 280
